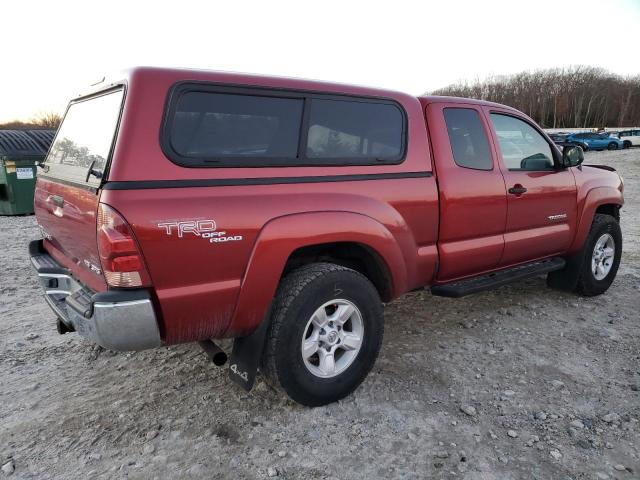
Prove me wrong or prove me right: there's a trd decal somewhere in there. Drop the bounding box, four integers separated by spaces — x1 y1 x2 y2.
547 214 567 221
157 219 243 244
157 219 217 238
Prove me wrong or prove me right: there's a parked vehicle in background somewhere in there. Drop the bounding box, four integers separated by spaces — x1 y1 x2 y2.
566 132 625 151
548 133 569 145
29 68 624 406
619 129 640 148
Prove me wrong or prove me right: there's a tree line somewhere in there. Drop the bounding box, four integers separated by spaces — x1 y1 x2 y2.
430 66 640 129
0 112 62 130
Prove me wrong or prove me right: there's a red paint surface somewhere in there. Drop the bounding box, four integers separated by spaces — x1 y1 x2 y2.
34 68 624 345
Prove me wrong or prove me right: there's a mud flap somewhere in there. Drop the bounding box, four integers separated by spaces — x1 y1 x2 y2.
228 309 272 391
546 250 585 292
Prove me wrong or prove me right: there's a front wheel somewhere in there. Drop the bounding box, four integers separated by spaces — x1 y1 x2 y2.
262 263 384 406
623 141 631 149
607 142 618 150
576 214 622 296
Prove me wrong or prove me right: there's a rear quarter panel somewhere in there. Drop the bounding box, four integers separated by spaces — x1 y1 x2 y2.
101 178 438 342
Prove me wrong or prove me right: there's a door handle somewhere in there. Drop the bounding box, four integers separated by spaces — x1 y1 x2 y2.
508 185 527 195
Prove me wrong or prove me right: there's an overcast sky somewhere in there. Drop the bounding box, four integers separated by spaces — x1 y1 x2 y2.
2 0 639 122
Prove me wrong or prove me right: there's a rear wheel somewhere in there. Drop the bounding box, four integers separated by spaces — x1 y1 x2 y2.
262 263 384 406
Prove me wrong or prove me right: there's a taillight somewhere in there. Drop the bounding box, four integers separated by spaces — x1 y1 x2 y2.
97 203 151 288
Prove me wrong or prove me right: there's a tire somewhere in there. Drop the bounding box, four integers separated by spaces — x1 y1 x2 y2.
623 141 631 149
607 142 618 150
547 214 621 295
576 214 622 296
262 263 383 406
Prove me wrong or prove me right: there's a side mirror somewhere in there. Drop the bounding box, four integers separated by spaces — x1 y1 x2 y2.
562 145 584 168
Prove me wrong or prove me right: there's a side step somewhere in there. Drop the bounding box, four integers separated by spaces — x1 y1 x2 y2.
430 257 566 298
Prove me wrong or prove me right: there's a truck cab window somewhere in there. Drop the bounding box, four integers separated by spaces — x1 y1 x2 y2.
490 114 554 171
443 108 492 170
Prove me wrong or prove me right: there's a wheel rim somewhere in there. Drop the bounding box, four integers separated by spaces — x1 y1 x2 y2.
591 233 615 280
300 299 364 378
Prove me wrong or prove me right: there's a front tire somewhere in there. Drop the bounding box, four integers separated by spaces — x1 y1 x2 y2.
607 142 618 150
262 263 384 406
623 141 631 149
576 214 622 296
547 214 621 296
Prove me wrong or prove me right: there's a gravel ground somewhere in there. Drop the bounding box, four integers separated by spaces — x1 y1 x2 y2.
1 149 639 480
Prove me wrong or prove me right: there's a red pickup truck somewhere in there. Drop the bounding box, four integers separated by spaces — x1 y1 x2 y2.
30 67 623 406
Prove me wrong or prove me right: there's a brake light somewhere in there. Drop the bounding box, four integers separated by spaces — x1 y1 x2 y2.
97 203 151 288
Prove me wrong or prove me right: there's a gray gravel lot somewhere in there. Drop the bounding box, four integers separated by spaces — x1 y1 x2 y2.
1 149 639 479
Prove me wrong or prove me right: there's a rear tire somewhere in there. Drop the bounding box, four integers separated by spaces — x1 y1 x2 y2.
262 263 384 406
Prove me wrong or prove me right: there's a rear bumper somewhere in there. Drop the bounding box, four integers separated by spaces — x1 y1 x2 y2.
29 240 162 351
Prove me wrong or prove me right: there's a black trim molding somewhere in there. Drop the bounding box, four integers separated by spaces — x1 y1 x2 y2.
102 171 432 190
38 174 98 193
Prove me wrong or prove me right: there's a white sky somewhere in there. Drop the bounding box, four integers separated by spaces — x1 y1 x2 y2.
2 0 639 122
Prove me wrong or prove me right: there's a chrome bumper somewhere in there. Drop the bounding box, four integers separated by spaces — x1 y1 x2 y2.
29 240 162 351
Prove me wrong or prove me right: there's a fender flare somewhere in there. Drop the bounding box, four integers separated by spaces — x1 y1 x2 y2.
223 211 408 337
569 186 623 254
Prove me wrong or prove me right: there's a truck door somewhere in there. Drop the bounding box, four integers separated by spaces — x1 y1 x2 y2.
426 103 507 281
485 109 577 266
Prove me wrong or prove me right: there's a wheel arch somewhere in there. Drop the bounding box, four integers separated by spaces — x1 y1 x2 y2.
282 241 394 302
223 211 408 337
569 186 623 253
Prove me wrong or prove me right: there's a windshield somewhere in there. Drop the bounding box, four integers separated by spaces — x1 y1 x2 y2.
45 88 124 186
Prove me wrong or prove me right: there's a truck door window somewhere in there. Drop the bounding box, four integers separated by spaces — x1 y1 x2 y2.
490 114 554 171
443 108 492 170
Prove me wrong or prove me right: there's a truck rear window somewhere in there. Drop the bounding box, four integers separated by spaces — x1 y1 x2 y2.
44 88 124 186
306 99 403 160
170 92 303 159
162 84 406 167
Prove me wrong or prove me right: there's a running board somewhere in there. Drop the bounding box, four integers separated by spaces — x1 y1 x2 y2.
430 257 566 298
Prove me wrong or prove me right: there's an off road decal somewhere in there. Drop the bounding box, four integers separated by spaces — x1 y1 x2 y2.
157 219 243 244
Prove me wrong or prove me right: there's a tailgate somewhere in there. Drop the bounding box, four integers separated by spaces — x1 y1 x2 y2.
34 88 125 292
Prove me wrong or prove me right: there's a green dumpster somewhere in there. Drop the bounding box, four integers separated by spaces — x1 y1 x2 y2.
0 130 54 215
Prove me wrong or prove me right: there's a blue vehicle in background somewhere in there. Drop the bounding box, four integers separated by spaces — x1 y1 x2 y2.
566 132 625 151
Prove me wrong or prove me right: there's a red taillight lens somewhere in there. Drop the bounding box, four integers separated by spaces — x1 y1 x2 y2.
97 203 151 288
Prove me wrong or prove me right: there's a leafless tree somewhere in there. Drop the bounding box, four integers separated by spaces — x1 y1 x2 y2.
0 112 62 131
30 112 62 129
431 66 640 128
